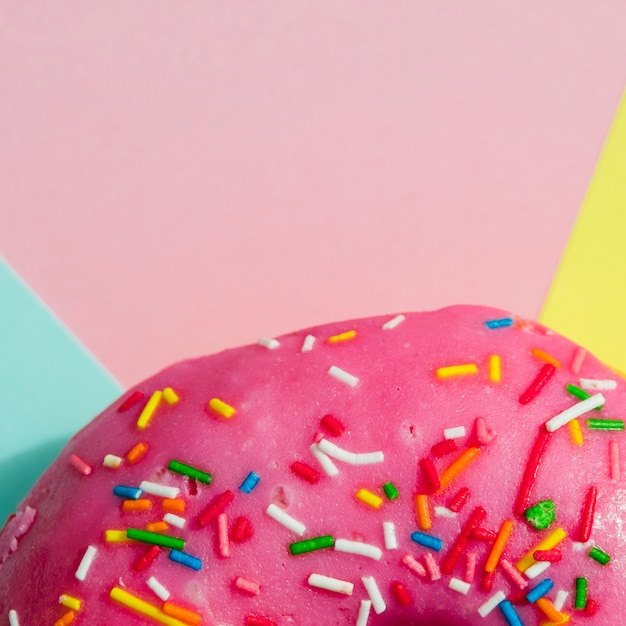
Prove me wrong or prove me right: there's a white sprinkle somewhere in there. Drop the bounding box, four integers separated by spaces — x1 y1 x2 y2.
302 334 316 352
356 599 372 626
554 589 569 611
572 539 594 552
163 513 185 529
524 560 551 579
147 576 170 601
308 573 354 595
309 443 340 476
335 539 382 560
444 426 466 439
477 590 506 617
382 314 406 330
448 577 471 595
257 337 280 350
328 365 359 387
265 503 306 536
139 481 180 499
75 545 97 581
434 506 457 518
401 553 426 577
317 438 384 465
361 576 386 614
383 521 398 550
545 393 605 432
580 378 617 391
103 454 122 469
8 610 19 626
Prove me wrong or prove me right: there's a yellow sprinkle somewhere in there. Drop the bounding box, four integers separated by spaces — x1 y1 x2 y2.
137 390 163 429
109 587 187 626
569 418 584 446
59 594 82 611
162 387 180 405
355 488 383 509
104 530 135 543
436 364 478 379
146 521 170 533
415 494 431 530
127 442 148 463
516 527 567 572
536 597 568 623
208 397 236 419
489 354 501 383
327 330 357 344
531 348 562 368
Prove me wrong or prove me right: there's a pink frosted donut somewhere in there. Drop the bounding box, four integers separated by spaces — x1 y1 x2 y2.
1 306 624 625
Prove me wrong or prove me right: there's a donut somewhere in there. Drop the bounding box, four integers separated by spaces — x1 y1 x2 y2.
0 305 623 625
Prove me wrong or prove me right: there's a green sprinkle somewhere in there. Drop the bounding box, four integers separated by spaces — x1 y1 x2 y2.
383 482 399 500
587 418 624 431
589 546 611 565
289 535 335 555
126 528 185 550
574 577 588 609
524 500 556 531
167 460 212 484
566 384 602 410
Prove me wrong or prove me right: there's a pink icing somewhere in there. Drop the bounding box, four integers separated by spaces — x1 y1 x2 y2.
1 305 625 625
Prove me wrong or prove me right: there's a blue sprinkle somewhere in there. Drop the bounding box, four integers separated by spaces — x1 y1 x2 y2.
526 578 554 603
239 471 260 494
113 485 142 500
169 549 202 570
485 317 514 329
498 600 524 626
410 531 443 552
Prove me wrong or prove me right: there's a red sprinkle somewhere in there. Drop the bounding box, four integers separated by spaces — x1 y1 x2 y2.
519 363 556 404
419 458 441 493
431 439 459 457
441 506 486 575
532 548 562 562
391 581 412 606
585 599 598 616
118 390 145 412
231 516 254 542
577 485 598 543
320 414 346 436
514 427 552 516
197 490 234 528
133 545 161 572
473 527 497 542
448 487 470 513
289 461 320 484
480 569 495 591
246 616 277 626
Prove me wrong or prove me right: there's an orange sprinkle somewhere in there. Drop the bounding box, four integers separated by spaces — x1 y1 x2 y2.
415 494 432 530
162 602 202 625
327 330 357 343
569 419 584 446
145 521 169 533
536 597 567 622
437 447 481 493
54 610 75 626
485 519 514 572
162 498 186 513
122 499 153 513
127 442 148 463
531 348 561 368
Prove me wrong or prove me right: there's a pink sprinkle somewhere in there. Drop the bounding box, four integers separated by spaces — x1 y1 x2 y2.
217 513 230 558
69 454 92 476
313 432 325 444
570 346 587 374
464 552 477 584
234 576 261 595
610 440 621 481
401 554 426 577
475 417 496 445
423 552 441 581
500 558 528 589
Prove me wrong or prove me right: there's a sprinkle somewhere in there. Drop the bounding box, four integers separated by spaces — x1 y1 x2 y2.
536 597 565 622
475 416 497 445
257 337 280 349
481 569 495 591
391 580 411 605
127 442 148 463
519 363 556 404
464 552 477 583
610 440 621 480
485 317 514 329
309 443 340 476
444 426 466 439
383 521 398 549
569 419 584 445
308 573 354 595
246 616 277 626
570 346 587 373
265 503 306 535
318 439 384 465
524 500 556 531
146 521 169 533
431 438 459 456
436 364 478 379
485 520 514 572
127 529 184 550
327 365 359 387
585 599 598 616
401 553 426 577
133 545 161 572
162 603 202 625
215 513 230 557
162 499 186 513
289 460 320 484
517 527 567 572
473 527 496 542
289 535 335 555
566 383 603 409
411 530 443 552
382 314 406 330
8 610 19 626
437 447 481 493
113 485 143 499
448 487 470 512
500 559 528 589
208 397 236 418
477 590 506 617
118 390 145 412
356 600 372 626
231 516 254 541
554 590 569 611
575 576 588 609
168 459 212 484
415 494 432 530
361 576 386 613
580 378 617 391
327 330 356 343
588 545 610 565
162 387 180 404
525 561 551 579
320 414 346 436
109 587 187 626
545 393 606 432
147 576 170 601
588 418 625 430
69 454 92 476
423 552 442 581
531 348 561 368
105 530 135 543
59 595 82 611
489 355 502 382
122 499 152 512
577 486 598 542
163 513 185 529
498 599 523 626
234 576 261 596
169 549 202 570
533 549 562 562
197 490 234 527
75 545 97 581
301 334 316 352
103 454 122 469
572 539 594 551
53 611 75 626
335 539 382 560
239 471 261 493
382 482 399 500
514 428 552 515
449 577 471 595
140 481 180 499
441 506 486 575
355 488 383 509
137 390 163 429
435 506 457 518
526 578 554 602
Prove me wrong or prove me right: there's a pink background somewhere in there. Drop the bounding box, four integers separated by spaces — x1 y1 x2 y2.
1 1 625 387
